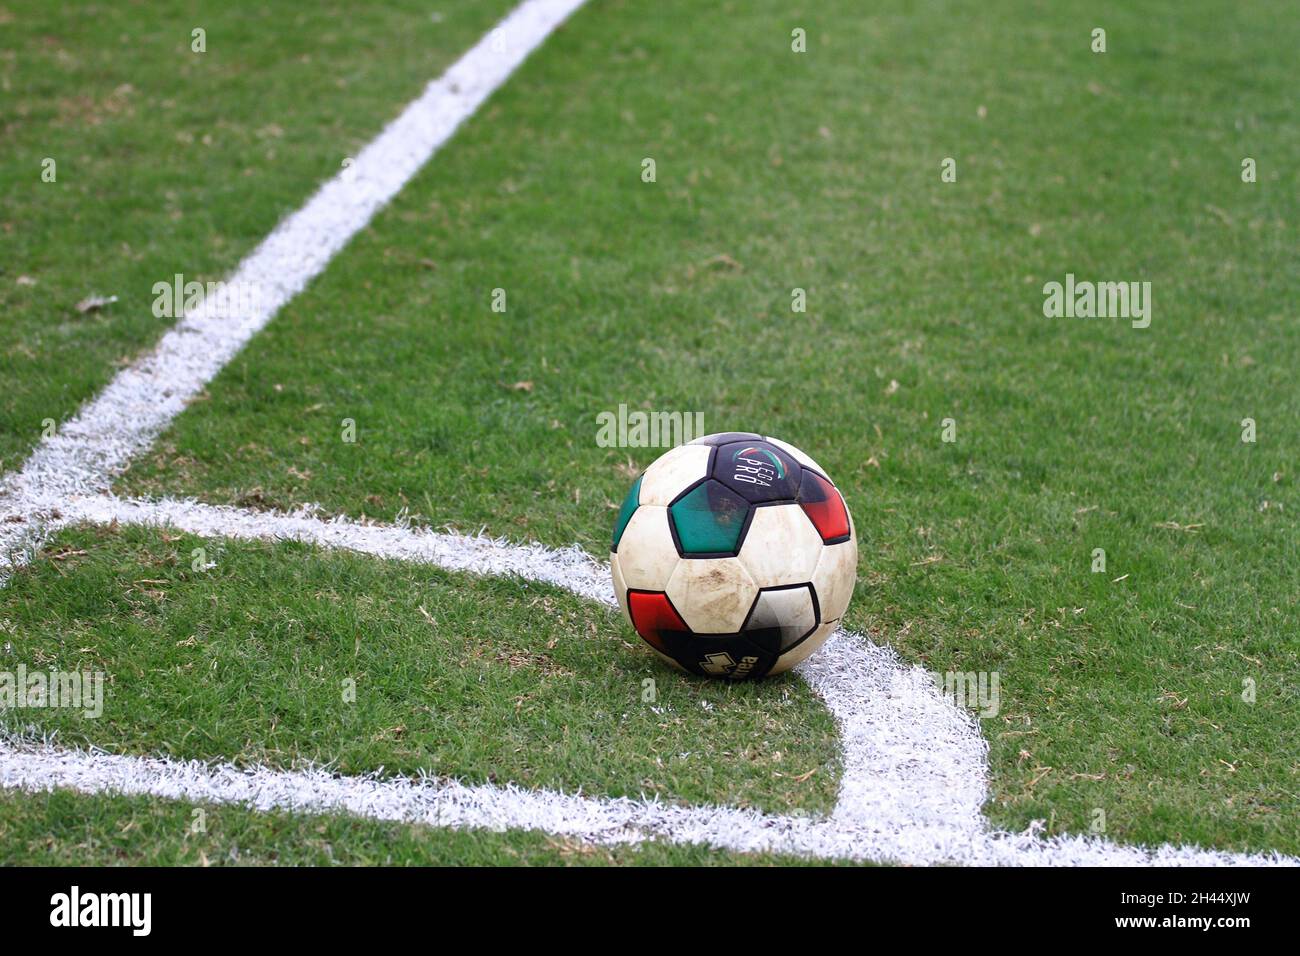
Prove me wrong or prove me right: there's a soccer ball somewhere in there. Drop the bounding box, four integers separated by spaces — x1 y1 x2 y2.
610 432 856 680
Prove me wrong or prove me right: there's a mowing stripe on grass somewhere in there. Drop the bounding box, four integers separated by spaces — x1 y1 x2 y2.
0 0 589 578
16 493 1292 868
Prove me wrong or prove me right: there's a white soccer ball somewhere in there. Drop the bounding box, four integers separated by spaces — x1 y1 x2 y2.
610 433 857 679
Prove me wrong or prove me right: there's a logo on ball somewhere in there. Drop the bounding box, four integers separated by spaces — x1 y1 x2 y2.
700 652 759 678
731 446 785 487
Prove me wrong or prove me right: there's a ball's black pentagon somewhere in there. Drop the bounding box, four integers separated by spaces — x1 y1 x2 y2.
654 629 777 680
711 439 803 503
688 432 763 447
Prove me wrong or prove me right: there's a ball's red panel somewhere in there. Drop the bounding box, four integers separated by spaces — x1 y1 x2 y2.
798 470 850 541
627 590 688 653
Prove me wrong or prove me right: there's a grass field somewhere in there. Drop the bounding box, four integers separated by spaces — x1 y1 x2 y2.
0 0 518 472
0 523 839 814
2 0 1297 864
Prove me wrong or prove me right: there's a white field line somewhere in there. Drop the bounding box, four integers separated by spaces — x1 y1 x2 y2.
3 493 1290 867
2 733 1293 866
55 495 988 837
0 0 590 575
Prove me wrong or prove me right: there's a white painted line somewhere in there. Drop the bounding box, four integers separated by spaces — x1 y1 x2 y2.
55 495 987 835
0 0 590 575
66 495 617 606
19 494 1293 867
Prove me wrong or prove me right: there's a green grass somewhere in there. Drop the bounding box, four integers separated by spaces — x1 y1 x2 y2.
0 0 519 473
4 0 1298 863
0 524 840 815
0 789 853 865
110 0 1300 857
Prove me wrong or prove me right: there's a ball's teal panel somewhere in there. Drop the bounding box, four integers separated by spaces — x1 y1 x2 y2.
669 480 748 555
611 475 642 552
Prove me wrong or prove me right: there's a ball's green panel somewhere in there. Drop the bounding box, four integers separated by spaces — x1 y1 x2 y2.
611 475 642 551
669 480 749 555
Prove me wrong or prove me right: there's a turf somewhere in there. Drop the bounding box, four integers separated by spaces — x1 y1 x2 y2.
0 0 519 473
111 0 1300 857
4 0 1298 863
0 524 840 815
0 789 854 865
